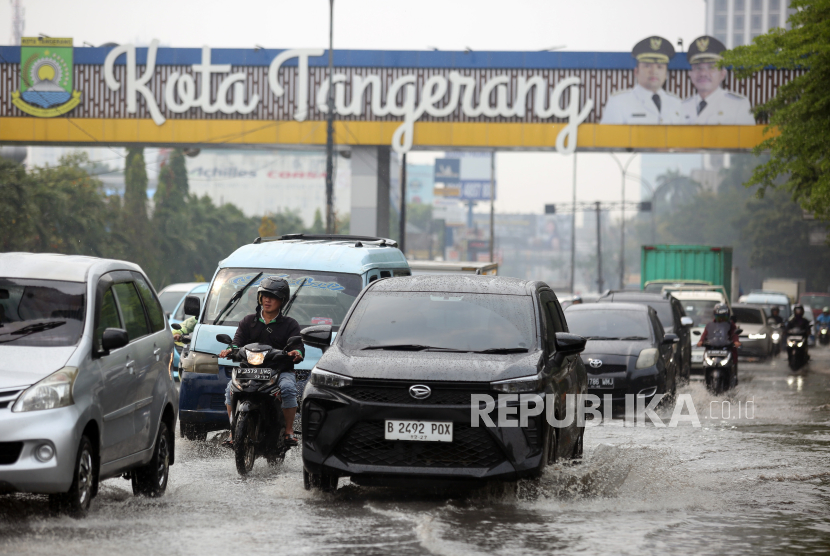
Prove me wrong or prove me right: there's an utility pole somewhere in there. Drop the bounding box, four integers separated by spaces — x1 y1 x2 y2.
570 153 577 293
595 201 603 292
489 151 495 262
611 153 636 289
399 153 407 254
324 0 335 234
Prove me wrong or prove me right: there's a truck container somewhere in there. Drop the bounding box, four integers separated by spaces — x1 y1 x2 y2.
761 278 806 303
641 244 733 300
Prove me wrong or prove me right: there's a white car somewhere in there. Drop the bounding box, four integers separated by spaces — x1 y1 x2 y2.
0 253 178 516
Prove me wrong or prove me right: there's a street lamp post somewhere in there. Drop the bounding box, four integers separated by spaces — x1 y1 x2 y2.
610 153 637 289
324 0 335 234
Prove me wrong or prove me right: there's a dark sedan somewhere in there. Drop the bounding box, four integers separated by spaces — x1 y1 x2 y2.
300 275 587 491
564 303 678 408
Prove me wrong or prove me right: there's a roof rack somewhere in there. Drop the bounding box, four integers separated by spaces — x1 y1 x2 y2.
252 233 398 248
601 289 672 299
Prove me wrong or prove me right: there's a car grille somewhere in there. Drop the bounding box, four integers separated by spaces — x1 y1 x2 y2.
341 382 491 405
335 421 505 468
588 364 627 375
0 388 23 410
0 442 23 465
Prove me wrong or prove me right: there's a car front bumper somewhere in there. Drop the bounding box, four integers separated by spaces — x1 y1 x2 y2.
0 405 83 494
301 383 546 484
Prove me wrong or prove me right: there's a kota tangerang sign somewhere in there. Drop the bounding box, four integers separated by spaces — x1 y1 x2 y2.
0 35 797 153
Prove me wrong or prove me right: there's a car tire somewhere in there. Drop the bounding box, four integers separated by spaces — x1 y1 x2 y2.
303 469 338 492
571 427 584 460
131 422 172 497
181 423 207 442
546 426 558 465
48 435 95 517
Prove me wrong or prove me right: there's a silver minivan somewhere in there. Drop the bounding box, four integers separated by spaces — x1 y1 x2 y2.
0 253 178 516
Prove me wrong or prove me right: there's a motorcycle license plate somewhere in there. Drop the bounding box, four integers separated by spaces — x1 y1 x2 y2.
384 420 453 442
707 349 729 357
236 368 275 380
588 377 614 389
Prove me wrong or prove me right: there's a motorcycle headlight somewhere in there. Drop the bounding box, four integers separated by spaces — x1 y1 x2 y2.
772 332 780 341
12 367 78 413
491 371 543 393
748 333 766 340
720 353 732 366
704 356 715 366
635 348 659 369
246 351 265 366
797 341 804 347
787 339 796 347
309 368 352 389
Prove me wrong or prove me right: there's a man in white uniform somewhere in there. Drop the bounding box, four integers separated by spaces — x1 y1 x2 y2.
681 36 756 125
601 36 683 125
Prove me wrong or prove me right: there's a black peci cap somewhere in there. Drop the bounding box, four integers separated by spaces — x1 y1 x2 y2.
687 35 727 64
631 36 675 64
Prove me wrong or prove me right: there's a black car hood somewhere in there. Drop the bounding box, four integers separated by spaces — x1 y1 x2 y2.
317 346 542 382
581 339 652 358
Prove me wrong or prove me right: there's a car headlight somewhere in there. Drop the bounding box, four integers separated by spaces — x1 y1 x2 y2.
309 368 352 389
748 333 766 340
635 348 659 369
246 351 265 366
491 371 543 393
12 367 78 413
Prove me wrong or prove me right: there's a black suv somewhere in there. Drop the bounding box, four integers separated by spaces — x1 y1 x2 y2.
598 291 693 381
299 275 587 491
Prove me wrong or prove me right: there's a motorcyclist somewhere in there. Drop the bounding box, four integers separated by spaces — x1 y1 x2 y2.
571 295 583 306
817 307 830 327
768 306 784 326
217 277 304 446
784 304 812 362
697 303 741 377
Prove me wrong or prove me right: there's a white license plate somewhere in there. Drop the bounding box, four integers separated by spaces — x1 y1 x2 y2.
588 377 614 389
707 349 729 357
384 420 453 442
691 353 704 363
236 368 275 380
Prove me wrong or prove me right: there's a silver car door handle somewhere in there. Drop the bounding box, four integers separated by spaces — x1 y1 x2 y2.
126 360 135 374
153 347 161 360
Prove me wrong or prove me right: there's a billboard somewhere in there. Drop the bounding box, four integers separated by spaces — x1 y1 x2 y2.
0 36 795 154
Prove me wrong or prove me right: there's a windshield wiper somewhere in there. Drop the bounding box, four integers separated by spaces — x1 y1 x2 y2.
619 336 649 341
586 336 620 340
361 344 470 352
0 321 66 344
475 347 529 354
212 272 263 325
282 278 308 318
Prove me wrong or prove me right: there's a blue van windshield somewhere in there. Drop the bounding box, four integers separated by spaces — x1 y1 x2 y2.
202 268 362 327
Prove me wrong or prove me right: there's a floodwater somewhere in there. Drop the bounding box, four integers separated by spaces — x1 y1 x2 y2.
2 350 830 555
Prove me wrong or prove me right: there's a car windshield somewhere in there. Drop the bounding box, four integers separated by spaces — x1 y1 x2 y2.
565 309 651 340
158 290 186 314
679 300 720 327
802 295 830 308
338 291 536 352
733 307 764 324
203 268 363 327
0 278 86 347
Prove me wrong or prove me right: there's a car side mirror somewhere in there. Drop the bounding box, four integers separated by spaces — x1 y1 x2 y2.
183 295 201 317
555 332 587 355
216 333 233 345
663 333 679 345
680 316 693 327
301 325 333 351
101 328 129 352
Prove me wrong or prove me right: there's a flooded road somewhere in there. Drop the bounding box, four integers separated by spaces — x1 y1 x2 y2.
2 350 830 555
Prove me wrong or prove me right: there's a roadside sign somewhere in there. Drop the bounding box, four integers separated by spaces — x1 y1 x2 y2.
434 159 460 183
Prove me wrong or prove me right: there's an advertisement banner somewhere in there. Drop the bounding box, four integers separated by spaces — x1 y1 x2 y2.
0 36 797 153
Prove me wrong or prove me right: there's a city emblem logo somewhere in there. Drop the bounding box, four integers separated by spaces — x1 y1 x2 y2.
650 37 663 51
696 37 710 52
11 37 82 117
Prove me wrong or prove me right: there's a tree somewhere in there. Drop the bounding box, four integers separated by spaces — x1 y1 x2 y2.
309 208 325 234
721 0 830 219
123 147 154 273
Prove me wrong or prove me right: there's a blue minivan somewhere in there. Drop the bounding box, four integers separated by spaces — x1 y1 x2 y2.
178 234 410 440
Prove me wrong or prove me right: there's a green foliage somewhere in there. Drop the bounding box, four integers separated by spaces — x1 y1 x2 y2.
720 0 830 219
310 208 325 234
0 150 328 291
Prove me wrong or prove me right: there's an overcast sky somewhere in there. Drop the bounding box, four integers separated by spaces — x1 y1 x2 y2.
1 0 707 214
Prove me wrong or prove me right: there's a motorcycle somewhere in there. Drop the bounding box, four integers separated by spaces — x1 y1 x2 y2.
819 323 829 346
216 333 304 476
786 328 810 371
702 327 741 394
768 320 783 356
